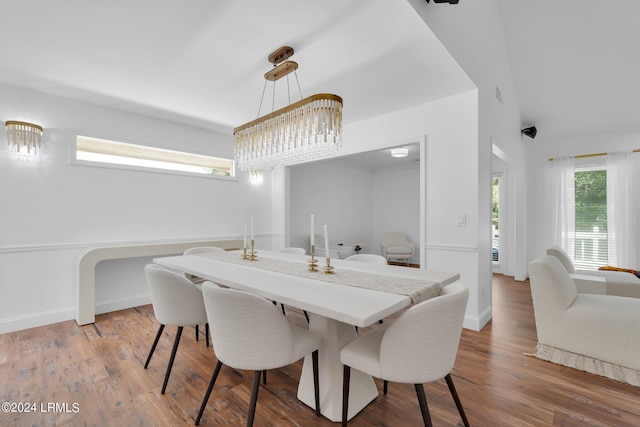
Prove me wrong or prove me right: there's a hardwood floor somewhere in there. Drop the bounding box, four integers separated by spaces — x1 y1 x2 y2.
1 274 638 426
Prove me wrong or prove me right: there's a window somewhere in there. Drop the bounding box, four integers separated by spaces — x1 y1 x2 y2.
74 136 234 178
492 176 500 263
552 150 638 270
573 168 607 270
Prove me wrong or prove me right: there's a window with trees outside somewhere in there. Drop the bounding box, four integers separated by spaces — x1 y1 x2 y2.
573 168 607 270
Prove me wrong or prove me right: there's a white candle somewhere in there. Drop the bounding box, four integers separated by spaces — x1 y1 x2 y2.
243 224 247 249
324 224 330 258
251 215 254 241
310 214 315 246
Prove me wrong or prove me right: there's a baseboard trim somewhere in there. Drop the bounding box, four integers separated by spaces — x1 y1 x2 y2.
0 307 74 335
95 294 151 316
463 306 492 332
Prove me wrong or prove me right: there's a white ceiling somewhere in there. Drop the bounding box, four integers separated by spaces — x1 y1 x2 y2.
498 0 640 140
0 0 472 135
2 0 638 157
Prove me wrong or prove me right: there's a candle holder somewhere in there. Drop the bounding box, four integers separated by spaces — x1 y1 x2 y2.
249 239 258 261
308 245 319 272
322 257 335 275
242 246 249 260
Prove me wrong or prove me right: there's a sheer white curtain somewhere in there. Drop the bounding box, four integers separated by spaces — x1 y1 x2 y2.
607 150 637 267
548 156 575 255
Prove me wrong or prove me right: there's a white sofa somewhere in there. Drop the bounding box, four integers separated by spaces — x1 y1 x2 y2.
547 245 640 298
528 255 640 374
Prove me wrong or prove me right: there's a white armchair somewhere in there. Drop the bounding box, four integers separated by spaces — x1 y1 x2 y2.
546 245 640 298
380 232 415 264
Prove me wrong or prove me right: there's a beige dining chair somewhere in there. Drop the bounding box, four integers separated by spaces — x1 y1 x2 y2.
345 253 389 326
183 246 225 342
344 254 388 264
143 264 209 394
340 283 470 427
195 282 321 426
279 247 307 255
276 247 310 322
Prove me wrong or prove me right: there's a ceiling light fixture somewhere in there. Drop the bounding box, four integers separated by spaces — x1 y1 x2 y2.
233 46 343 173
5 120 43 161
391 147 409 158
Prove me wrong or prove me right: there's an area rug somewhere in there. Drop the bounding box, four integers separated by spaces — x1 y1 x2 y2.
527 343 640 387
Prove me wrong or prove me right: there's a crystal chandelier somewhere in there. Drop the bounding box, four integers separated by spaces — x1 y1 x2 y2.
5 121 43 160
234 46 343 173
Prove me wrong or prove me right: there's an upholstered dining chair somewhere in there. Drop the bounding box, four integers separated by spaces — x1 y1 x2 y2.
279 247 307 255
183 246 225 342
344 254 388 264
345 253 389 326
340 283 470 427
196 282 321 426
276 247 310 321
184 246 225 255
143 264 209 394
380 232 415 265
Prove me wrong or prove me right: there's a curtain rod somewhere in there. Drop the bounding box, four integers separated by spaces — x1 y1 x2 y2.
548 149 640 162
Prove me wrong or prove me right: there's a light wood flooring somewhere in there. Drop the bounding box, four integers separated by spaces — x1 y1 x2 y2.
0 274 638 426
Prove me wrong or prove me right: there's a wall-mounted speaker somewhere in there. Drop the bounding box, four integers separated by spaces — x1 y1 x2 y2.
521 126 537 139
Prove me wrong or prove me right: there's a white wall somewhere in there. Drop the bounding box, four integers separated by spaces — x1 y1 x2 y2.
333 90 488 330
0 83 270 333
289 162 420 264
289 162 374 252
371 167 420 264
408 0 528 282
526 130 640 267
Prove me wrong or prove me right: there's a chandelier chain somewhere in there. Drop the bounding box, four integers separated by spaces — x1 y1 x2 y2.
256 78 268 119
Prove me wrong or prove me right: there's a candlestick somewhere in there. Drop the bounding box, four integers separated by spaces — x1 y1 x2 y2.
249 239 258 261
323 224 330 259
250 215 254 241
310 214 315 246
308 245 319 272
322 257 335 275
242 223 248 259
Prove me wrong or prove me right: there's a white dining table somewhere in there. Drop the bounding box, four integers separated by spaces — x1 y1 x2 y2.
153 250 459 422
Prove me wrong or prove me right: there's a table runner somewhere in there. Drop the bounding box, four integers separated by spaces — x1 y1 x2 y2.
196 251 441 304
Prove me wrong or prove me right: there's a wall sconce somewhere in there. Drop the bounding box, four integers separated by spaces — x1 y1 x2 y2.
249 169 263 186
5 120 43 160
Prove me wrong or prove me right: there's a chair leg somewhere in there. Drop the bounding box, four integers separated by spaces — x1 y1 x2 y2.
414 383 433 427
247 370 262 427
205 323 210 347
303 310 310 323
280 303 286 315
161 326 183 394
262 370 267 385
195 360 223 425
144 324 165 369
383 380 388 395
445 374 470 427
342 365 351 427
195 324 199 341
312 350 320 416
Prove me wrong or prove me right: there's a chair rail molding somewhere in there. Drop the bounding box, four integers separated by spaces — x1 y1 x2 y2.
425 243 478 253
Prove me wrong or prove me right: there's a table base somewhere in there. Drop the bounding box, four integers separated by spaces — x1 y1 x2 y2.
298 314 378 422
